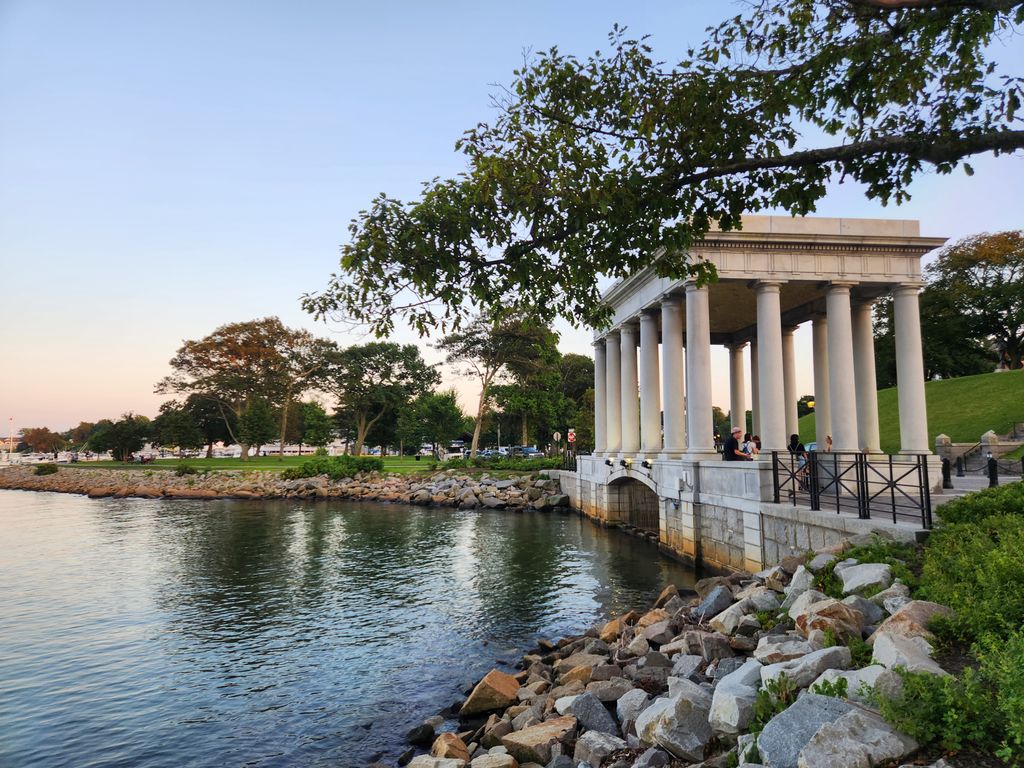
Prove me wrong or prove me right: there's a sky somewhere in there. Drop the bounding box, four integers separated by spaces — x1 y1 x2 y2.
2 1 1022 433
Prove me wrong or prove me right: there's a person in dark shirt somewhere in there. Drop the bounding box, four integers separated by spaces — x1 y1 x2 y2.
723 426 750 461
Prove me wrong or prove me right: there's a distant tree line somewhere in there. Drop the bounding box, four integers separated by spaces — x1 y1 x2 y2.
17 315 595 461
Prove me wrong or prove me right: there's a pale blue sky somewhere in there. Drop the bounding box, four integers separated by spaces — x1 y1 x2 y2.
2 1 1022 430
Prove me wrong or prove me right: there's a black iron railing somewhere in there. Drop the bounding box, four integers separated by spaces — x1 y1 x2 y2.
773 451 933 529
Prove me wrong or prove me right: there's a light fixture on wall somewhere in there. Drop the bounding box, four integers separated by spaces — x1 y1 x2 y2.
604 458 614 466
620 458 633 468
641 460 653 469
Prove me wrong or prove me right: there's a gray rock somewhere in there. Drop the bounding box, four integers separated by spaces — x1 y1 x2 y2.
761 646 852 689
840 595 884 626
494 479 518 490
839 563 893 595
810 665 898 704
872 632 949 676
480 495 506 509
639 651 673 669
591 664 623 682
869 582 911 608
710 600 752 636
883 596 912 615
635 677 714 761
671 654 705 680
696 585 735 619
573 731 627 767
546 494 570 507
545 757 575 768
785 566 814 598
785 589 830 620
642 620 675 645
757 693 856 768
807 553 837 573
554 695 579 715
624 634 650 657
586 677 635 702
407 723 436 746
698 632 735 661
709 658 762 734
568 692 618 735
616 688 650 732
633 747 671 768
753 636 813 664
797 709 918 768
711 657 747 679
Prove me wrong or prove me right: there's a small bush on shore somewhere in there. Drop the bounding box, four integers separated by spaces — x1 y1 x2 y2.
174 462 198 476
34 463 58 476
936 481 1024 525
281 455 384 480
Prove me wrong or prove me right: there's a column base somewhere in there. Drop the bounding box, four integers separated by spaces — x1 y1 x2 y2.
898 449 932 456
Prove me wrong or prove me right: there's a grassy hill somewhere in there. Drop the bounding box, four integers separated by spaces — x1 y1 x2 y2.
798 368 1024 454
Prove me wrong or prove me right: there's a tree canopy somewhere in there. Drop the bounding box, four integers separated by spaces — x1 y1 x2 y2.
326 342 439 455
88 413 151 462
304 1 1024 336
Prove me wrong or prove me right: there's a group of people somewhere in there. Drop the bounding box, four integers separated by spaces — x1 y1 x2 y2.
722 427 762 461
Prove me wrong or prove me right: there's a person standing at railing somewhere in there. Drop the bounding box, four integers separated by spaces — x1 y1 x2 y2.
788 434 809 489
723 426 752 460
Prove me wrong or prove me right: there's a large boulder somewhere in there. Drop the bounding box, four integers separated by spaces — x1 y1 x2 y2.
869 600 953 645
839 563 893 595
710 600 752 636
634 677 713 761
567 692 618 735
499 717 577 764
785 566 814 599
553 653 607 675
797 710 918 768
469 755 517 768
573 731 627 767
761 646 852 689
757 693 856 768
616 688 650 734
786 590 830 620
408 758 466 768
841 595 885 626
462 669 521 715
585 677 635 702
709 658 763 734
872 632 949 676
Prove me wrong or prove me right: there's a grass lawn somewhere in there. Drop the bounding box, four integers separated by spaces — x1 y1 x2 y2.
799 368 1024 454
66 455 435 474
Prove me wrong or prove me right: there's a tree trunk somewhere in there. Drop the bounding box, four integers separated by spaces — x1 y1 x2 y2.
206 441 213 459
239 442 251 461
278 402 289 459
521 415 529 447
470 371 494 458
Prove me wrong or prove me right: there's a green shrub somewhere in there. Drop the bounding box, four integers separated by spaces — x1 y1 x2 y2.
919 515 1024 642
873 668 999 754
936 481 1024 525
810 676 848 699
33 463 58 476
811 559 844 599
977 629 1024 763
281 455 384 480
174 462 198 476
752 674 798 733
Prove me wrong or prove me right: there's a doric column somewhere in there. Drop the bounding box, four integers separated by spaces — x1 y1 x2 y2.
639 310 662 454
756 282 786 452
728 342 747 432
852 300 881 453
811 316 832 449
782 326 799 437
661 296 686 457
894 285 930 453
593 339 607 454
827 283 859 452
750 341 760 437
605 330 621 453
620 321 640 454
685 282 714 454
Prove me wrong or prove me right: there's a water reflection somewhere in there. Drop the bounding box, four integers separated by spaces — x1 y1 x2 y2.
0 491 696 768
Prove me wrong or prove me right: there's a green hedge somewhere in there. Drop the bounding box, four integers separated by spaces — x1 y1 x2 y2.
281 455 384 480
33 463 58 476
935 480 1024 525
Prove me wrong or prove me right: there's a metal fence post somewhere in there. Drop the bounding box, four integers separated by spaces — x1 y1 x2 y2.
856 454 870 520
955 456 964 477
988 456 999 488
772 451 781 503
808 452 821 511
941 457 953 489
921 456 933 529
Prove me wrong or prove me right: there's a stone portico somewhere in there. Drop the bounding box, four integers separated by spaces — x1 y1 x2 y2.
560 215 946 573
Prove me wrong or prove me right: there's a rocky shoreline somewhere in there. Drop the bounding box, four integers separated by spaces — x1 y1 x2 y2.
0 466 571 509
394 535 956 768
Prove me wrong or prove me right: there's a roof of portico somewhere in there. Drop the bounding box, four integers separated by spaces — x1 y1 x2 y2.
597 215 947 344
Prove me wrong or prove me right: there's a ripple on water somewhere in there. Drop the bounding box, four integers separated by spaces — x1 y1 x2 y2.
0 490 696 767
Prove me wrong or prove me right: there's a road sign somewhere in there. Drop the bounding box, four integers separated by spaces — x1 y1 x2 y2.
553 431 562 442
567 429 576 443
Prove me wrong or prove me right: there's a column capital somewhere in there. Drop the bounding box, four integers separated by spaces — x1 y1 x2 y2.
827 281 856 292
755 280 783 294
683 280 708 295
782 325 799 336
894 282 925 295
660 292 684 307
725 340 749 351
593 337 606 348
621 318 640 332
605 328 621 338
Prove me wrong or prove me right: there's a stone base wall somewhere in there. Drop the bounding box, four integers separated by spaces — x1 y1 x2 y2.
562 456 926 574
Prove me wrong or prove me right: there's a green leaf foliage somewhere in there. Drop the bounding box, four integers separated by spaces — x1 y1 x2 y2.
280 455 384 481
304 5 1024 335
935 480 1024 526
33 463 58 476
